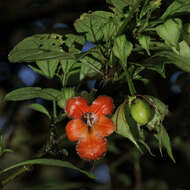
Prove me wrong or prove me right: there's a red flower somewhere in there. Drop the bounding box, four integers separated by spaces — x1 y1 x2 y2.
65 96 115 160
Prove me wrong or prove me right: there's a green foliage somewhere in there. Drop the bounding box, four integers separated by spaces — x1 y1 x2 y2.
0 158 95 179
8 34 73 63
156 18 182 47
57 88 75 109
27 103 50 119
74 11 114 42
113 35 133 66
137 34 151 56
161 0 190 19
3 0 190 185
112 101 142 152
4 87 62 101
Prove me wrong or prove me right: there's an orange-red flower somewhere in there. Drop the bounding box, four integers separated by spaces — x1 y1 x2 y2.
65 95 115 161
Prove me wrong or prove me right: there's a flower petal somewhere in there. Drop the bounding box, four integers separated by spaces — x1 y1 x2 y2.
65 119 88 141
89 96 114 116
76 136 107 160
65 97 89 119
94 116 115 137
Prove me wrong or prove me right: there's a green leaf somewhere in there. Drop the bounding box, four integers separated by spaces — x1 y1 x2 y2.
106 0 129 12
74 11 113 43
8 34 76 63
27 103 50 118
64 34 85 51
4 87 62 102
39 88 62 101
156 18 182 47
157 50 190 73
103 21 118 41
4 87 42 101
113 34 133 65
144 96 169 130
36 59 59 78
61 59 76 74
112 102 142 152
29 65 43 75
144 63 166 78
57 88 75 109
0 158 95 179
179 40 190 57
137 35 151 56
161 0 190 20
80 49 103 80
154 125 175 163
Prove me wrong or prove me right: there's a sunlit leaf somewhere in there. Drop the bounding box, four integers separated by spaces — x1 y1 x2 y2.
156 18 182 47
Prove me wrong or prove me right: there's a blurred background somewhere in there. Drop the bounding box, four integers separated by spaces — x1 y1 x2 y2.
0 0 190 190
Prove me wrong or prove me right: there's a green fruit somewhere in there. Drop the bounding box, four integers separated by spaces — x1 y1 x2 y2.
130 98 153 125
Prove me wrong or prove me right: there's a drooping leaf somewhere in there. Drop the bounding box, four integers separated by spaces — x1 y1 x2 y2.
113 34 133 65
8 34 77 63
74 11 113 43
0 158 95 179
161 0 190 20
27 103 50 118
156 50 190 73
112 102 142 152
137 35 151 56
4 87 42 101
36 59 59 79
144 63 166 78
154 125 175 163
144 95 168 130
156 18 182 47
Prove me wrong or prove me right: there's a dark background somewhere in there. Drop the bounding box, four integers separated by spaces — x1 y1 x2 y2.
0 0 190 190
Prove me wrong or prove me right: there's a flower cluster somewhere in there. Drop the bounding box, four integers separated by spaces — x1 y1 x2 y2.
65 95 115 160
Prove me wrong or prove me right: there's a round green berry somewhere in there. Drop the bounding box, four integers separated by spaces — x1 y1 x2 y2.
130 98 153 125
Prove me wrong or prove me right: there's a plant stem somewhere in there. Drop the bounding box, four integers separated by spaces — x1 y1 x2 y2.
53 100 57 119
123 66 136 96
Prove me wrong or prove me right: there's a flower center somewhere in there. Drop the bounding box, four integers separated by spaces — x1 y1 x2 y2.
81 112 97 127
